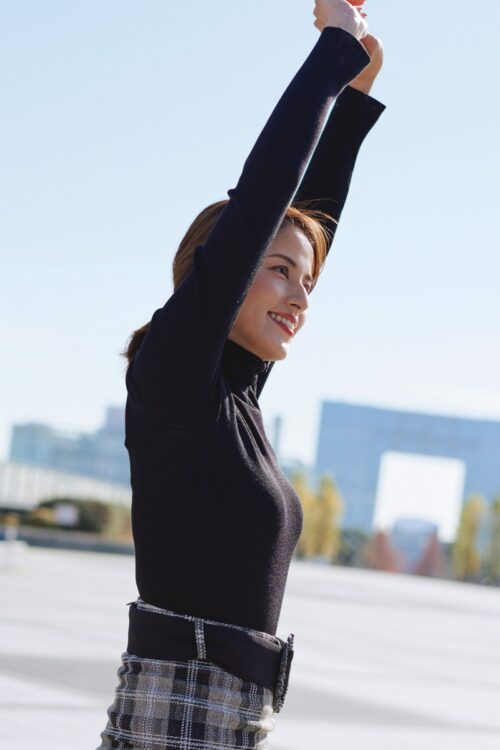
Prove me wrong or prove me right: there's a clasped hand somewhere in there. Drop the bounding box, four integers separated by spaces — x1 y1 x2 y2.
313 0 383 95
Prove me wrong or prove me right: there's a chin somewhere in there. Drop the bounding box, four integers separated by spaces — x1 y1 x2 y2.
232 329 291 362
271 347 288 362
259 342 289 362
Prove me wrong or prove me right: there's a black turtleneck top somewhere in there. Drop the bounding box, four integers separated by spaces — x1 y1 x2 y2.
125 27 385 636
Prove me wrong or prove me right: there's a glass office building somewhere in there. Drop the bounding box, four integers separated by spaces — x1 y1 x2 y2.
9 406 129 486
316 401 500 537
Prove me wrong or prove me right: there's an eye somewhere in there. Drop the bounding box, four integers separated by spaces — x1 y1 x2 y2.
272 264 289 278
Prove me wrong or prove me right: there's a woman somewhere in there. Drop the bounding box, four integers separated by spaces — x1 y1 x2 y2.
98 1 385 747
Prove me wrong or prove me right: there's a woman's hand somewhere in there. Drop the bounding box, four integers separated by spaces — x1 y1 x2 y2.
348 34 384 94
313 0 368 40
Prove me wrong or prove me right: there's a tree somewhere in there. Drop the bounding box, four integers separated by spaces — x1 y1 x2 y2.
452 494 487 581
291 472 317 559
413 532 449 578
360 531 404 573
24 496 131 539
292 472 345 562
314 475 344 561
336 528 369 567
482 497 500 584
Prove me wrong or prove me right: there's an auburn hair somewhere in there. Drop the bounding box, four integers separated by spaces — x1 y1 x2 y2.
122 200 334 365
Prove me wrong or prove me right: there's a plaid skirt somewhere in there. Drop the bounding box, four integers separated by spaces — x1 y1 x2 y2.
96 601 288 749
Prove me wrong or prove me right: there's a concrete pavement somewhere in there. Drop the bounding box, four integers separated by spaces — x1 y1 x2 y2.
1 545 499 749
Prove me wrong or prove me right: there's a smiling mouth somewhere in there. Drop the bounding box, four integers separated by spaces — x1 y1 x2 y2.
268 313 295 337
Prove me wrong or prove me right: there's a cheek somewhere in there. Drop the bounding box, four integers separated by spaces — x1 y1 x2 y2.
297 312 307 333
244 273 280 311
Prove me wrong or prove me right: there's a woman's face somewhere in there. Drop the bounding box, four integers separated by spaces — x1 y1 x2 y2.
228 223 315 361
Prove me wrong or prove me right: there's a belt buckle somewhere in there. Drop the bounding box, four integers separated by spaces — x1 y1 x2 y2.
272 633 294 713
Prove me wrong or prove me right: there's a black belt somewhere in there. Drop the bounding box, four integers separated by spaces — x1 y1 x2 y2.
127 601 294 712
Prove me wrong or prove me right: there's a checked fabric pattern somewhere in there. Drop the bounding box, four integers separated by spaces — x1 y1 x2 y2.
97 652 276 749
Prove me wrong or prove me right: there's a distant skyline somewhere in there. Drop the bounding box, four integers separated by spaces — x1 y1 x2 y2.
5 403 500 542
2 0 500 468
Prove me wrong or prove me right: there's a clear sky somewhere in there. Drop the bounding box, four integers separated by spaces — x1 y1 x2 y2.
2 0 499 468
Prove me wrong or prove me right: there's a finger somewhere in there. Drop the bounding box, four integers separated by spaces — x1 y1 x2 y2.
352 6 369 37
361 34 383 56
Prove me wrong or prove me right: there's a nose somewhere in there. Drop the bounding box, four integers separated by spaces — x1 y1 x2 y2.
289 280 309 312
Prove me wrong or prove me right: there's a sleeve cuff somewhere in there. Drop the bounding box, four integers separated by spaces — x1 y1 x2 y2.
336 84 386 118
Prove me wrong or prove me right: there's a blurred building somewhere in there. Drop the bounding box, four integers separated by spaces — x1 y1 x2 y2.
315 401 500 535
281 458 314 486
269 415 283 463
9 406 129 486
0 460 131 512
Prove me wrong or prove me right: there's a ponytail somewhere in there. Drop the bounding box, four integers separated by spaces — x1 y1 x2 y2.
122 322 151 365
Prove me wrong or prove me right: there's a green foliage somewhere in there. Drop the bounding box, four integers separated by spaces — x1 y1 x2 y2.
24 496 131 539
293 474 500 584
292 472 344 562
292 472 317 559
22 506 57 528
452 494 486 581
336 528 369 566
482 496 500 584
315 475 343 559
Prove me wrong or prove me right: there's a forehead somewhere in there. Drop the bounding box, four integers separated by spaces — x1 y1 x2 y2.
266 224 315 276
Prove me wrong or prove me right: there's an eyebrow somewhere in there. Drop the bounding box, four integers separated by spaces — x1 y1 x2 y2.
267 253 314 283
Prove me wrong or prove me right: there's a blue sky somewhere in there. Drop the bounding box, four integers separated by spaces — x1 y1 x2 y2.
2 0 499 467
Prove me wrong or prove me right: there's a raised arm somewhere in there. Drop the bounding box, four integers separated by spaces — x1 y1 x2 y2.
293 85 385 248
293 33 385 249
128 14 371 427
256 35 385 400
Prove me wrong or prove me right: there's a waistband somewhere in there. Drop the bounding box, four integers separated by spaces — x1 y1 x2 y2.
126 598 294 713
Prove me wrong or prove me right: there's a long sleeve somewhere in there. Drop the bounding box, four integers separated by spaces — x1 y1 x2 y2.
255 86 386 400
127 28 370 427
294 85 386 250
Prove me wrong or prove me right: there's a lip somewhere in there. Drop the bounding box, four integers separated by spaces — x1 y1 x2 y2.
268 312 295 337
270 311 298 326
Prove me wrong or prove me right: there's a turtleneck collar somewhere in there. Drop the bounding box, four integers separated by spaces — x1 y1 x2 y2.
221 338 270 389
